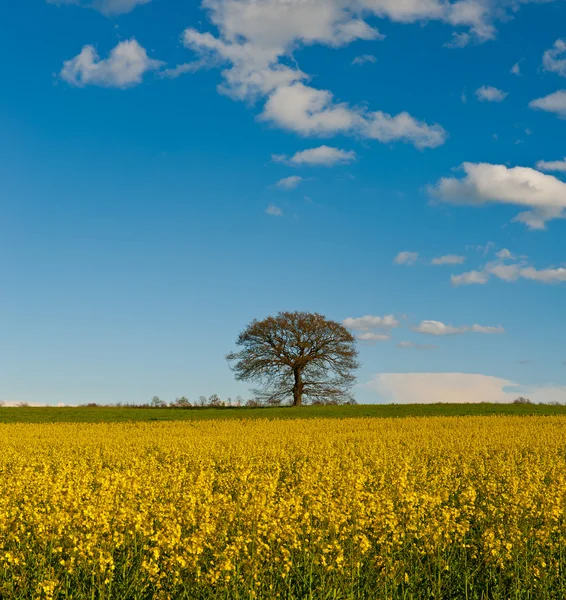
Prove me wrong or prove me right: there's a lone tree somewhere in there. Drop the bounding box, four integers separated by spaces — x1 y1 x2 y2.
226 311 360 406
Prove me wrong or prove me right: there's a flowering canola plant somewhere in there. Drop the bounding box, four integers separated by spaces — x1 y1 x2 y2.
1 416 566 599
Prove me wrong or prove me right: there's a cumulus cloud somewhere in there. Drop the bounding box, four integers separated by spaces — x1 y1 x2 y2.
357 332 391 343
529 90 566 118
344 314 400 344
365 372 566 405
451 254 566 286
48 0 151 15
476 85 508 102
365 373 519 404
343 315 400 331
536 158 566 172
543 39 566 77
520 266 566 283
265 204 283 216
275 175 303 189
413 320 504 335
260 83 360 135
180 1 449 149
394 251 419 265
511 61 521 75
60 39 163 88
352 54 378 65
451 270 489 286
364 111 447 148
496 248 514 260
429 162 566 229
273 145 357 167
431 254 465 265
259 84 448 148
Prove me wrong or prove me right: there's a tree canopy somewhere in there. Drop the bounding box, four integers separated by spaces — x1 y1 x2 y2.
226 311 360 406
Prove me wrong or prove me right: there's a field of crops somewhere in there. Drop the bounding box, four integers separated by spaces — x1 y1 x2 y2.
2 416 566 599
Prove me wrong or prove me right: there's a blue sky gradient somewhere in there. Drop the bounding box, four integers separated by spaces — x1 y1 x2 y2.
1 0 565 405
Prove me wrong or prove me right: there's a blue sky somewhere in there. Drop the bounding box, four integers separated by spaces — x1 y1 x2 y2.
1 0 566 405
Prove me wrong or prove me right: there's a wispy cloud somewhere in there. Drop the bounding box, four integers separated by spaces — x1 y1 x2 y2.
394 251 419 265
396 341 438 350
431 254 466 266
543 39 566 77
476 86 508 102
48 0 151 16
413 320 504 336
265 204 283 217
275 176 303 190
273 146 356 167
536 158 566 172
352 54 377 66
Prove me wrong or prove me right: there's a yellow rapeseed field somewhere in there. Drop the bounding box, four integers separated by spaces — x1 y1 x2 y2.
1 416 566 599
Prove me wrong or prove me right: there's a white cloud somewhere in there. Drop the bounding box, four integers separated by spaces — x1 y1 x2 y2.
343 314 400 331
261 82 362 135
265 204 283 216
496 248 514 260
511 61 521 75
536 158 566 172
181 1 448 149
520 266 566 283
396 341 438 350
429 162 566 229
394 251 419 265
366 372 566 405
352 54 377 65
414 320 504 336
451 270 489 286
260 84 447 148
431 254 465 265
413 321 465 336
357 332 391 343
450 254 566 286
476 85 508 102
543 39 566 77
273 145 357 167
469 324 505 334
365 373 519 404
275 175 303 189
48 0 151 15
60 39 163 88
160 60 208 79
485 261 522 282
364 111 447 148
529 90 566 118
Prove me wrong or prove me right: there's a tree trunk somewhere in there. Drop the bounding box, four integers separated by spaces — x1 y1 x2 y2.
293 368 303 406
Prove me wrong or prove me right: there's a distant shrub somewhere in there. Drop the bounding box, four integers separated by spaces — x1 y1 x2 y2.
513 397 533 405
245 399 261 408
171 397 191 408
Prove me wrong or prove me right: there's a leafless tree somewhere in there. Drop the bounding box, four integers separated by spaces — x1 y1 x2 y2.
226 311 359 406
